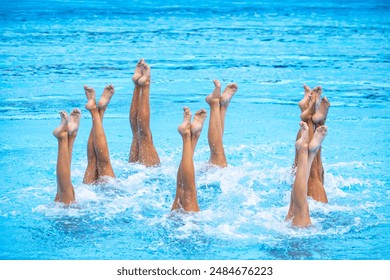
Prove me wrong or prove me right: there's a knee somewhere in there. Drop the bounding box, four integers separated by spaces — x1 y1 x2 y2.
130 114 137 123
137 108 148 121
99 158 111 168
138 124 152 139
95 152 111 167
130 117 138 130
136 115 144 128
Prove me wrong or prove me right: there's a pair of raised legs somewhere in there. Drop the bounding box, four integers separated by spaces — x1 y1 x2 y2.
205 80 238 167
171 107 207 212
296 84 330 203
53 109 81 204
83 85 116 184
286 122 328 227
129 59 160 167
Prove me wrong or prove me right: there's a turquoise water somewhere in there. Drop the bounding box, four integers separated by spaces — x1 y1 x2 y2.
0 0 389 259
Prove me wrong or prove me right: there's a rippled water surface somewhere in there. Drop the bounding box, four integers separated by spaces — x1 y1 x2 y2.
0 0 389 259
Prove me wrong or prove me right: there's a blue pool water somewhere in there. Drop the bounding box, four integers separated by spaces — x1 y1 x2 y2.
0 0 389 260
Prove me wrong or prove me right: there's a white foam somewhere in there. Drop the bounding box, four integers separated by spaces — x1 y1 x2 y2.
25 141 385 243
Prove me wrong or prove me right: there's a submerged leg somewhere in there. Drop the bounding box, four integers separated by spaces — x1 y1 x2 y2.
53 111 75 204
206 80 227 167
137 60 160 167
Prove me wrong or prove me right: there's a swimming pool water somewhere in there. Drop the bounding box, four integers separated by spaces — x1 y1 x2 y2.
0 0 389 260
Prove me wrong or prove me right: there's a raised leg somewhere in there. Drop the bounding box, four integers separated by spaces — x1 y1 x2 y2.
172 107 200 212
287 123 328 227
307 126 328 179
83 85 114 184
129 59 143 163
85 85 115 180
298 84 312 113
294 85 330 203
83 88 99 184
287 121 311 227
311 86 323 113
53 111 75 204
308 95 330 202
294 85 312 167
83 128 99 184
300 91 317 123
312 96 330 126
220 83 238 136
172 107 192 210
98 84 114 119
172 108 207 210
294 91 317 168
191 109 207 152
307 126 329 203
171 167 184 211
206 80 227 167
137 60 160 167
67 108 81 166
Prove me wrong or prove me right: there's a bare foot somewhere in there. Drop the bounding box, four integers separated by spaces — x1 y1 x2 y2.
53 111 69 139
138 60 151 87
205 80 221 104
178 107 192 139
312 97 330 125
220 83 238 107
84 85 96 111
191 109 207 137
300 94 317 122
68 108 81 136
298 84 312 112
309 125 328 153
132 58 144 84
295 121 309 150
312 86 322 111
98 84 115 109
